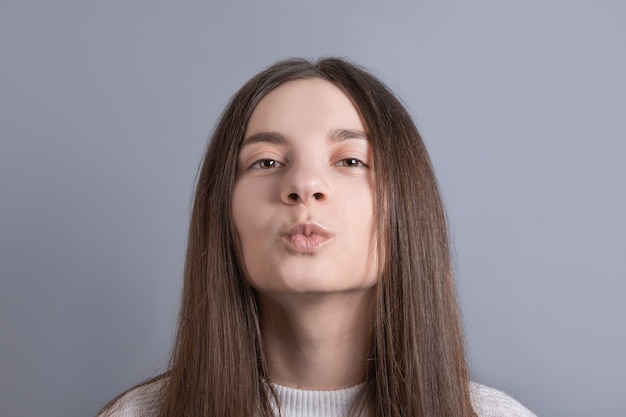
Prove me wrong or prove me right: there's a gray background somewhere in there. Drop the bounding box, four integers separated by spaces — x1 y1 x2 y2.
1 1 624 416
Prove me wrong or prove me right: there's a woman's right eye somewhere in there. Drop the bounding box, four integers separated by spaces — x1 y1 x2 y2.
251 159 282 169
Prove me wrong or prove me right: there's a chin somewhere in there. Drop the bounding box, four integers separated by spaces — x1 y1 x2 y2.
266 277 376 296
246 263 378 297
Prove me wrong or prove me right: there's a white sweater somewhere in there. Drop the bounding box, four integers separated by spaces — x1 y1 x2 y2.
102 379 536 417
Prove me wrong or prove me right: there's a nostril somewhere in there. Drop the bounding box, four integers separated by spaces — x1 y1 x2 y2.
313 192 323 200
288 193 299 201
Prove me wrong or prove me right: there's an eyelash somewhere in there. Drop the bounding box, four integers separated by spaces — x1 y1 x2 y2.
250 159 283 169
250 158 368 170
337 158 367 168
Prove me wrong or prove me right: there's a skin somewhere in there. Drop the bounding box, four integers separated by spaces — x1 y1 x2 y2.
232 79 379 390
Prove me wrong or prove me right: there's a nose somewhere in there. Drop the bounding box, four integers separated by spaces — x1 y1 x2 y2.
280 163 330 205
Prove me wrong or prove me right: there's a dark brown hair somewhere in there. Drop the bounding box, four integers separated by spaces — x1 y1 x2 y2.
99 57 477 417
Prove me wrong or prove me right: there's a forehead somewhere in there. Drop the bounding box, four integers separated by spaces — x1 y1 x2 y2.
245 78 366 138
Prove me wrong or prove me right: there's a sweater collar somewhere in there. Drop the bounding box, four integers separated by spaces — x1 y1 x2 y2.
270 382 366 417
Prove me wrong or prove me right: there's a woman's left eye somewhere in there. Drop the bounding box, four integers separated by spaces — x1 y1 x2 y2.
338 158 367 168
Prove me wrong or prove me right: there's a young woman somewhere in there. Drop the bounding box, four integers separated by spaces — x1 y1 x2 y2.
98 57 536 417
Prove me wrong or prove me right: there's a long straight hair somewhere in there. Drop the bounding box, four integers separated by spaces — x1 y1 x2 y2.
100 57 477 417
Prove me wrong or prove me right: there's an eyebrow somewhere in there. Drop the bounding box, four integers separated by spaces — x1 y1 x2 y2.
240 132 286 147
328 128 369 142
241 129 368 148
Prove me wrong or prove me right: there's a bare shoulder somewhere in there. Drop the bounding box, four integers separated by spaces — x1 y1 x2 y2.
98 378 164 417
470 382 537 417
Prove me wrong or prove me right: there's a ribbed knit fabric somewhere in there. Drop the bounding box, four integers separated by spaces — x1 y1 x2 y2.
101 379 537 417
469 382 536 417
270 383 365 417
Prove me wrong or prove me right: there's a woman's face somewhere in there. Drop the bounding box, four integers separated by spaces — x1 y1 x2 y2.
232 78 378 296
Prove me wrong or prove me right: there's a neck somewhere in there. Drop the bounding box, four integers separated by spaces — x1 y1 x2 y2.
258 289 375 390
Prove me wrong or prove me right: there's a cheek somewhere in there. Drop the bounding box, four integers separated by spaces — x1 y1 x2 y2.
342 182 376 228
232 197 261 286
345 182 378 271
337 183 377 255
232 174 283 235
232 184 256 257
232 181 274 271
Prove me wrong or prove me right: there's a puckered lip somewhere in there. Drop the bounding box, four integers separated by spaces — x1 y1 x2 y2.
281 222 334 253
282 222 333 238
